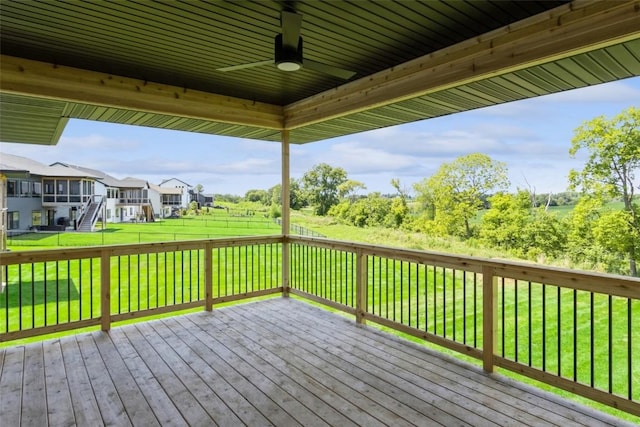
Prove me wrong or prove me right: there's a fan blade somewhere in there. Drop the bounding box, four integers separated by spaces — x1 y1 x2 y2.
281 11 302 49
216 60 273 72
304 59 356 80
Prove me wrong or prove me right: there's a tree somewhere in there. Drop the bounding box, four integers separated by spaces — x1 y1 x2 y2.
480 191 530 251
388 178 409 227
413 153 509 238
193 184 204 195
569 107 640 276
301 163 349 215
337 179 366 202
565 197 627 274
269 179 307 210
244 189 269 204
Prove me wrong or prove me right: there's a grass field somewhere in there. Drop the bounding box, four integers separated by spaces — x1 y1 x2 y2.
2 209 639 421
7 215 281 250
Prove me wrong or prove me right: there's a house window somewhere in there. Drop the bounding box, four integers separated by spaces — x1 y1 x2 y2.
56 180 69 203
8 211 19 229
20 181 30 197
32 182 42 197
7 180 16 196
129 207 133 215
32 210 42 226
69 180 81 202
43 179 55 202
106 209 111 219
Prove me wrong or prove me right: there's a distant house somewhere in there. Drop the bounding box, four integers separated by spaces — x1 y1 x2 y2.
51 164 156 224
189 190 214 208
2 155 202 231
149 183 182 217
1 154 99 232
159 178 191 207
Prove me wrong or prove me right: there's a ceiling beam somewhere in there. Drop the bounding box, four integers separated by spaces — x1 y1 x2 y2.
284 0 640 130
0 55 284 130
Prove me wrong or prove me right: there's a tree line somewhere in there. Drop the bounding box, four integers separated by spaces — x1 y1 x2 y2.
233 107 639 276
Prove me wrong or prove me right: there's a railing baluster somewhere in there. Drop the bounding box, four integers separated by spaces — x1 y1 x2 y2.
452 269 456 341
573 289 577 382
514 279 518 363
608 294 613 394
18 264 22 330
628 298 632 400
528 281 532 367
100 249 110 331
501 277 505 358
590 291 595 388
463 270 467 345
557 286 561 377
443 266 446 338
43 262 48 326
542 284 547 372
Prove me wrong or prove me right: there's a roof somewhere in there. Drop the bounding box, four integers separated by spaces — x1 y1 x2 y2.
120 177 148 189
0 153 98 178
51 162 147 188
159 178 192 188
150 182 183 195
1 1 638 145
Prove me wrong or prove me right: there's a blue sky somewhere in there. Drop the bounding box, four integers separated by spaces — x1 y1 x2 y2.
1 76 639 196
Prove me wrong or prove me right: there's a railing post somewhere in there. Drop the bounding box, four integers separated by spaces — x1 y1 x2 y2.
356 249 368 324
482 265 497 372
281 130 291 297
205 242 213 311
100 249 111 332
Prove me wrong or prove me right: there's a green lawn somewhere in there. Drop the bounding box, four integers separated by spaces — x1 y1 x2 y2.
2 209 638 422
7 215 281 250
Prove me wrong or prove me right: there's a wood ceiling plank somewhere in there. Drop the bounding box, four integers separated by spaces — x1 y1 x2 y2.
0 55 284 131
284 1 640 130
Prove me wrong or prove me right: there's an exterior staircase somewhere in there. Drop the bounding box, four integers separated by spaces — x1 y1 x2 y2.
77 197 103 232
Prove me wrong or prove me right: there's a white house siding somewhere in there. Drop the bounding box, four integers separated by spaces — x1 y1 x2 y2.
5 175 44 231
159 178 191 207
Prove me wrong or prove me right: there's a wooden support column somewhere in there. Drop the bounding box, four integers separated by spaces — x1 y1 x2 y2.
482 265 497 372
205 242 213 311
355 249 368 324
281 130 291 297
100 249 111 331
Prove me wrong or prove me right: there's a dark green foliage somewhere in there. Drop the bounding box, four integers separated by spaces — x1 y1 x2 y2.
301 163 349 216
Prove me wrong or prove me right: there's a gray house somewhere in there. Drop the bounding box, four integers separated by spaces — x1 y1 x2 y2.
1 153 99 232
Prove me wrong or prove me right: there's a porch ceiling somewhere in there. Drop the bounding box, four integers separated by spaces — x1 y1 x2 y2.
1 1 639 145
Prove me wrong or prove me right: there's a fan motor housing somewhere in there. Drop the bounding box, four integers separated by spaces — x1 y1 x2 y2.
275 34 303 71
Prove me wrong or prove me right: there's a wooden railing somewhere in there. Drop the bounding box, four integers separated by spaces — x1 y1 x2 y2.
1 234 638 416
288 236 640 417
0 236 283 341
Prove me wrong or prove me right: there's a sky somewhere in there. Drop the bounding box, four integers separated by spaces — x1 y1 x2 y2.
1 76 639 197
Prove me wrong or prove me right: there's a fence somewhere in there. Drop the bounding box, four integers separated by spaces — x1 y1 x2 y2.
1 236 283 341
287 235 640 416
1 234 638 416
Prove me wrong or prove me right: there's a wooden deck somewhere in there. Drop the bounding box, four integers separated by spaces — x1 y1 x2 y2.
0 298 635 427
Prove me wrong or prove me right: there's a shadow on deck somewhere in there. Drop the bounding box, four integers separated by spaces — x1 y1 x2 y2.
0 298 635 426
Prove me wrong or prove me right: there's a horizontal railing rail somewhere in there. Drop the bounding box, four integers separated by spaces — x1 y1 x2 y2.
1 233 638 416
287 235 640 417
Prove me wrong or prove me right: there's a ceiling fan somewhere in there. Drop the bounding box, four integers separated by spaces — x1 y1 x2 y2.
216 11 356 80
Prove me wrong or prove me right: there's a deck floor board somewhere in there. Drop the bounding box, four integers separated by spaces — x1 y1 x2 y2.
1 298 636 427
